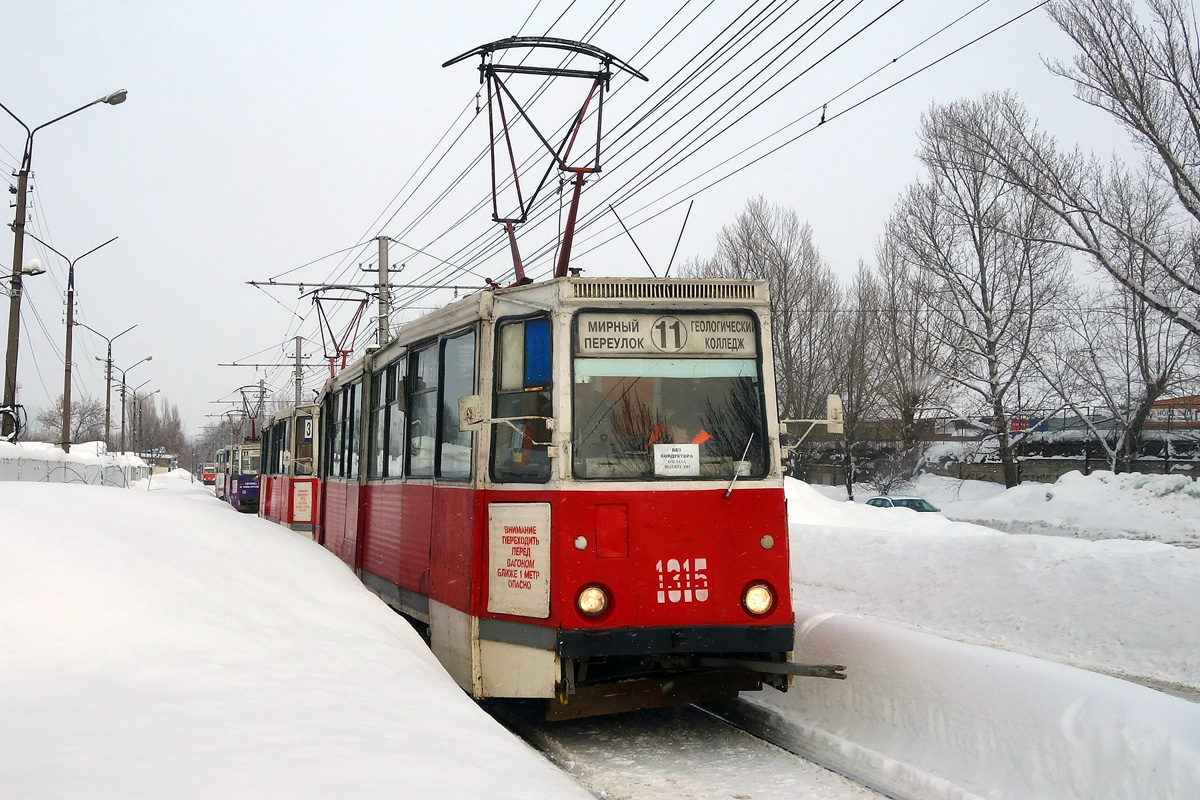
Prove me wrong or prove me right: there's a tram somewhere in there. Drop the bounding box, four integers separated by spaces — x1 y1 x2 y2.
312 276 826 718
259 405 319 537
218 440 261 513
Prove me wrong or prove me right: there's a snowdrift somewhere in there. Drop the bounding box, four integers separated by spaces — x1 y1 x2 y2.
0 472 589 799
782 477 1200 800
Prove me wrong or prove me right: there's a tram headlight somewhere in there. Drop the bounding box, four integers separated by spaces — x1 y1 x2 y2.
742 582 774 616
576 585 609 617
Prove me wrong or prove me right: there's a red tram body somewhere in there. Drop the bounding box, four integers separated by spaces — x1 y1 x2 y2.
302 276 799 718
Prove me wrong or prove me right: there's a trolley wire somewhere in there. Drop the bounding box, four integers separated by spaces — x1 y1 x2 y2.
254 1 1043 400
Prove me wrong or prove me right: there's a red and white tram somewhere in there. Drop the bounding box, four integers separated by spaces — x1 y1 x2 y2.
259 405 319 537
312 276 817 718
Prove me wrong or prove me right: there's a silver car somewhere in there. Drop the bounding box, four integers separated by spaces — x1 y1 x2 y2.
865 495 940 512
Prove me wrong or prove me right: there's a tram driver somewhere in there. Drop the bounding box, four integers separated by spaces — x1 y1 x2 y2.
646 378 713 447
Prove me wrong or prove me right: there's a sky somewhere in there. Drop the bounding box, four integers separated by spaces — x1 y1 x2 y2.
1 457 1196 798
0 0 1139 440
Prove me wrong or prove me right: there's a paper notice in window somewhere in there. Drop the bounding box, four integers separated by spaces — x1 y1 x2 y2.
653 443 700 476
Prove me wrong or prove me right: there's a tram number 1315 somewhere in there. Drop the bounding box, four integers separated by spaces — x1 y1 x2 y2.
656 558 709 603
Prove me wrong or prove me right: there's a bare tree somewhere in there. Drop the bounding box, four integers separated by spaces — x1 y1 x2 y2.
875 229 961 451
135 397 188 459
34 395 105 445
1034 164 1199 469
893 100 1071 487
832 261 888 498
941 0 1200 338
687 196 843 419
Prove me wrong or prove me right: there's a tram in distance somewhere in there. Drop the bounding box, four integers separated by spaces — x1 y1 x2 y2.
215 440 261 513
264 276 843 719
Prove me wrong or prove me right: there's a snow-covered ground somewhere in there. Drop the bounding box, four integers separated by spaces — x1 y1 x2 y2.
2 467 1198 799
799 473 1200 689
785 472 1200 799
0 471 589 800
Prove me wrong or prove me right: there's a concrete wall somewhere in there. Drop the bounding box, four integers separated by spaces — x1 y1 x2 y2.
0 443 150 487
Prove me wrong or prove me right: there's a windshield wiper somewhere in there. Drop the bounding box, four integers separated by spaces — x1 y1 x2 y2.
723 433 754 499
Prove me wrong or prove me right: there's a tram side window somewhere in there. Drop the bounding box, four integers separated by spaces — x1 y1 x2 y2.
438 330 476 480
328 392 344 478
344 382 360 480
492 316 552 483
368 370 386 479
386 362 405 476
261 427 273 476
277 419 291 475
264 424 273 475
407 346 438 478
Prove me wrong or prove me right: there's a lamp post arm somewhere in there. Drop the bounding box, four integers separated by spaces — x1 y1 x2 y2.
23 232 118 272
29 96 110 138
0 100 32 138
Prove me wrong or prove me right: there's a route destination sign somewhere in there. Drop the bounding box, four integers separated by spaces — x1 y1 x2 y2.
576 312 758 356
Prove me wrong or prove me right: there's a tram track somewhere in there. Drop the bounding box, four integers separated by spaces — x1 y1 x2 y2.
486 697 894 800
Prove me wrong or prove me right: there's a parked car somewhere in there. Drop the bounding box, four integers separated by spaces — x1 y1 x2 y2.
865 495 940 512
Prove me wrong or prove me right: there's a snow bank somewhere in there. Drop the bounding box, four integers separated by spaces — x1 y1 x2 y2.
782 477 1200 799
917 470 1200 547
0 471 588 799
787 478 1200 688
757 608 1200 800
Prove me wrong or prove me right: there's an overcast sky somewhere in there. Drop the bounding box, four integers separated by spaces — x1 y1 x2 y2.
1 0 1136 441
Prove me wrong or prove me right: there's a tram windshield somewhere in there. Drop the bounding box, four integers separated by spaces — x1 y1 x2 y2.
572 357 768 480
238 448 260 475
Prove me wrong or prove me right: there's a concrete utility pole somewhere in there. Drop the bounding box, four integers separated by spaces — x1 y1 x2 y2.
115 356 151 453
80 322 135 452
23 232 118 452
294 336 303 406
377 236 390 346
0 89 127 439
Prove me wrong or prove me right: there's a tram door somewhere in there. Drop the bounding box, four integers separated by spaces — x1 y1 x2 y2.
428 331 477 612
322 381 362 567
404 345 439 596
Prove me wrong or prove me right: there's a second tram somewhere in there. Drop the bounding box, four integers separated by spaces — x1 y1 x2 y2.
259 405 319 537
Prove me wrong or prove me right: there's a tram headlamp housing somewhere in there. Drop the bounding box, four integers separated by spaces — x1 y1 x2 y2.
742 582 774 616
576 585 609 617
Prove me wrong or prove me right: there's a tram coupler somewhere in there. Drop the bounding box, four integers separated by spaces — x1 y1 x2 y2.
696 656 847 680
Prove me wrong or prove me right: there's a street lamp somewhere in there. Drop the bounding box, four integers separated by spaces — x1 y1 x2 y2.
24 232 118 453
79 321 135 451
114 356 151 453
0 89 128 439
1 259 46 295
